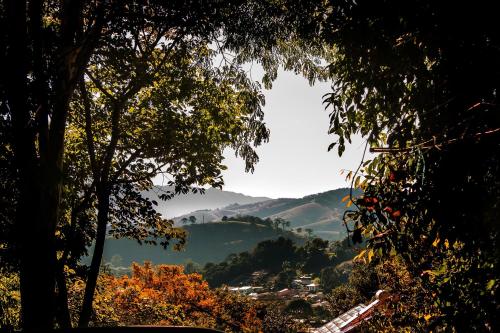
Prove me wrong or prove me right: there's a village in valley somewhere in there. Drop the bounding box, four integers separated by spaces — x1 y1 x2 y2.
227 270 389 332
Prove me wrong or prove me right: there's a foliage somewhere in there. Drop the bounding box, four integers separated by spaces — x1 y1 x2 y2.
298 237 331 274
227 215 292 232
320 266 345 293
284 299 313 319
0 0 329 328
325 262 378 318
67 262 264 331
0 270 20 331
366 257 434 332
260 306 307 333
322 0 500 330
99 219 305 268
204 236 357 288
325 284 364 319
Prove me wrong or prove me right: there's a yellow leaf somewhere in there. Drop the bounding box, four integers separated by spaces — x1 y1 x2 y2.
424 314 432 321
346 199 353 208
444 239 449 249
422 270 435 276
353 249 367 263
432 237 440 247
341 195 350 203
486 279 496 290
367 249 374 263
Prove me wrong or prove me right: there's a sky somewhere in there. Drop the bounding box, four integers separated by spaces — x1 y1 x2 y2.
218 69 372 199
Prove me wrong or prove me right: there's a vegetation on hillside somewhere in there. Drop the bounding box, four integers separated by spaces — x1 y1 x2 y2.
203 236 358 288
173 188 357 240
1 0 498 331
98 216 305 268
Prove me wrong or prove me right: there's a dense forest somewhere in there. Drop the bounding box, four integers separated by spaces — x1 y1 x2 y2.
202 236 357 288
1 0 499 332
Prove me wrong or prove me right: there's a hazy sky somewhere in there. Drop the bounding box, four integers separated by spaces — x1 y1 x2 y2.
219 69 372 199
153 68 372 199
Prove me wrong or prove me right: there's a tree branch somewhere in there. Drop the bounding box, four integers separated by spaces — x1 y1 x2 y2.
370 127 500 153
80 78 99 178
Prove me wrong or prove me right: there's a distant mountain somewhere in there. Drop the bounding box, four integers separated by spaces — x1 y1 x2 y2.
173 188 358 240
144 186 270 218
95 188 359 270
101 220 304 268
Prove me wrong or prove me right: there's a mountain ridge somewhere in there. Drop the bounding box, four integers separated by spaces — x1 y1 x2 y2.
172 188 357 240
145 186 271 218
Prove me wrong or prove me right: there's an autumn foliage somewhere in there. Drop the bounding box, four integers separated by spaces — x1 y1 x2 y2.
69 262 263 332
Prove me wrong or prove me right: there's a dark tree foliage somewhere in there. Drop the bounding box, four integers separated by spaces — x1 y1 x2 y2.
322 0 499 330
298 237 331 274
203 236 356 288
284 299 313 319
325 263 379 318
0 0 328 329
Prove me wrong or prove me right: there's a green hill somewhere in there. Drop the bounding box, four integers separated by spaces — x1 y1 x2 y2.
173 188 361 240
99 220 305 269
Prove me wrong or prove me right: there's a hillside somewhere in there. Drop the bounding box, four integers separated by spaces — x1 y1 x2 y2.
144 186 270 218
100 220 305 268
173 188 360 240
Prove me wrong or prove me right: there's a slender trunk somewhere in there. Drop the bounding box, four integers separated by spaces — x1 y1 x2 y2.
79 186 111 327
79 92 122 326
55 265 72 328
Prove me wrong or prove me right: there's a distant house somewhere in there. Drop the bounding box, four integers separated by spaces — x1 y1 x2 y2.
256 292 276 300
299 275 313 284
277 288 297 298
292 279 308 289
313 290 389 333
228 286 255 295
228 285 264 295
307 283 319 292
307 291 325 302
251 270 268 283
252 270 267 277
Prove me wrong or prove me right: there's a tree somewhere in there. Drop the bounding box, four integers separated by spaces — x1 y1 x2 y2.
181 217 189 225
1 1 111 328
284 299 313 319
261 306 307 333
320 266 344 293
67 262 264 331
325 284 364 319
283 220 291 230
299 238 332 274
274 261 296 290
272 217 290 231
322 0 500 329
67 6 284 326
1 0 329 329
253 237 298 273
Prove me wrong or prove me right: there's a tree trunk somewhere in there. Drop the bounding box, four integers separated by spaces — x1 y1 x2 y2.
55 264 72 328
79 186 111 327
5 0 104 329
5 0 58 330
